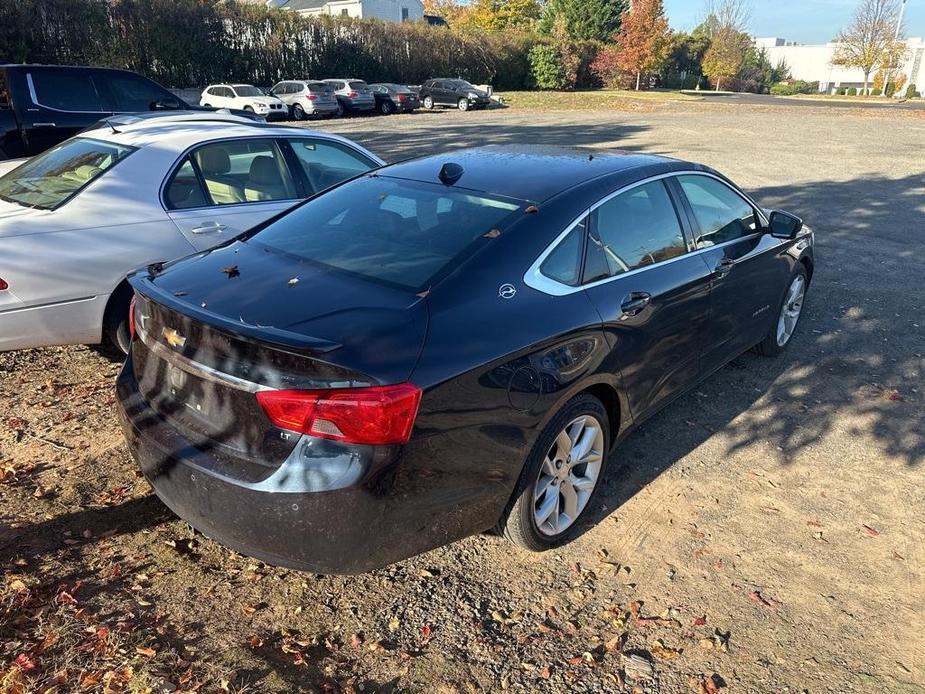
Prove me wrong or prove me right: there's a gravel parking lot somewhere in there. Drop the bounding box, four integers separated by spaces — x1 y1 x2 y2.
1 101 923 693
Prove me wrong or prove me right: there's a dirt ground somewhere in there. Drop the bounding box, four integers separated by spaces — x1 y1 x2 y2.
1 100 923 694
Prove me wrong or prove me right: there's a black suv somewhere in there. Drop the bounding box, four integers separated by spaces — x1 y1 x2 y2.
419 79 491 111
1 65 193 159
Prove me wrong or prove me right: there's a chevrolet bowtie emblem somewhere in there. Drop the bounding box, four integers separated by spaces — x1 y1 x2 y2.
162 327 187 349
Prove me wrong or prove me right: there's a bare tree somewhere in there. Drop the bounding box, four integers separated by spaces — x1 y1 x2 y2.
832 0 904 95
702 0 752 34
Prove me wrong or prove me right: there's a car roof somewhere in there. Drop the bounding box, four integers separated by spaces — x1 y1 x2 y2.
75 113 381 158
379 145 697 203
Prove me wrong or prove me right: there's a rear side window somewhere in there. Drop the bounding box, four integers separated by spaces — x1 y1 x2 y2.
0 137 134 210
249 176 524 291
166 138 297 208
286 139 376 194
540 221 585 286
29 70 104 111
677 175 758 247
585 180 687 277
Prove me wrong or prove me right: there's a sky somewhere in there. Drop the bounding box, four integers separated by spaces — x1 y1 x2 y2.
662 0 925 44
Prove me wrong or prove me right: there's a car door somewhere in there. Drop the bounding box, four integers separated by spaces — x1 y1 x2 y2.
673 173 790 374
163 138 301 251
564 178 712 421
21 67 109 154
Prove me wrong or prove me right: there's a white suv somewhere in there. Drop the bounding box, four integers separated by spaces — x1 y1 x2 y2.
270 80 339 119
200 84 287 121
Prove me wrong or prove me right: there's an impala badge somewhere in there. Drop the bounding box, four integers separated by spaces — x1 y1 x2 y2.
498 283 517 300
162 327 187 349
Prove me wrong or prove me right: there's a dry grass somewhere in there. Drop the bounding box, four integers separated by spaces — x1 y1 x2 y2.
496 89 702 111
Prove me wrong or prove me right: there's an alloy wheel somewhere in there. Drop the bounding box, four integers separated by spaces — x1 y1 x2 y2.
423 96 433 109
776 274 806 346
294 104 305 120
458 98 469 111
533 415 604 536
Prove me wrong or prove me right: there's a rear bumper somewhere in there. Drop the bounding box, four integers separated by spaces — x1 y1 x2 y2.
346 100 375 111
116 356 497 573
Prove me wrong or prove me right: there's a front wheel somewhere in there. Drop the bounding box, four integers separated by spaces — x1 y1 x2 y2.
244 105 255 113
499 394 610 551
755 265 808 356
457 98 469 111
101 284 134 356
423 95 434 109
293 104 306 120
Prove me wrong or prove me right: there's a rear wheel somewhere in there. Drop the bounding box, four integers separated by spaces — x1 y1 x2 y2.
293 103 306 120
500 394 610 551
202 103 212 108
423 95 434 109
755 265 807 357
101 284 134 356
457 98 469 111
334 100 345 117
380 100 394 115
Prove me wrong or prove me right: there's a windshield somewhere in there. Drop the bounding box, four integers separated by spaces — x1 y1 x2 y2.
248 175 524 291
0 137 135 210
233 85 263 97
450 80 476 90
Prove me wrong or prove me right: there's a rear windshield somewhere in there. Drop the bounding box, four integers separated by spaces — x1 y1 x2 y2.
233 85 263 96
0 137 135 210
348 81 368 90
248 175 524 291
306 82 328 91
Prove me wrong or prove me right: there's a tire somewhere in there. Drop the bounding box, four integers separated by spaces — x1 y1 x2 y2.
334 100 345 117
499 394 610 551
202 103 211 108
293 104 306 120
423 95 434 109
457 98 469 111
101 284 134 357
379 101 394 115
754 264 808 357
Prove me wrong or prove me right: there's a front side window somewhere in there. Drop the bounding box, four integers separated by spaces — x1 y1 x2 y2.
249 176 524 291
287 139 376 194
29 70 103 112
101 72 176 111
165 139 297 209
0 137 134 210
584 180 687 278
232 85 263 97
677 174 758 247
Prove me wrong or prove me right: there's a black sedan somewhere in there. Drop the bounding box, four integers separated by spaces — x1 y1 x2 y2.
369 83 420 114
117 146 813 574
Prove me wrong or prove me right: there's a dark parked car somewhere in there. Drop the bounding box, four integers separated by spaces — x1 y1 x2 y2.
0 64 257 160
369 83 420 114
117 146 814 574
419 78 491 111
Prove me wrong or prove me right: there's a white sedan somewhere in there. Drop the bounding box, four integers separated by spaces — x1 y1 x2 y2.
0 112 383 354
200 84 288 121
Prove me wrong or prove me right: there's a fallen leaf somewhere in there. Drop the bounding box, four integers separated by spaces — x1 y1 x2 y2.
650 639 681 660
221 265 240 278
135 646 156 658
691 616 707 627
14 653 36 672
388 616 400 633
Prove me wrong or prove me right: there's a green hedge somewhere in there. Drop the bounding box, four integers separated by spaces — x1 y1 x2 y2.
0 0 536 89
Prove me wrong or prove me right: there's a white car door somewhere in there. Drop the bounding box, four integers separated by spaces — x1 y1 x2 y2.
164 137 301 251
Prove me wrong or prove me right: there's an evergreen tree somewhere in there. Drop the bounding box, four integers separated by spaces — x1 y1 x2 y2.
540 0 628 42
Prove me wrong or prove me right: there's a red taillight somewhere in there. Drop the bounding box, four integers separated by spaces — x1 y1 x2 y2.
128 296 137 340
306 94 317 100
397 94 408 101
0 277 7 291
347 91 358 98
257 384 422 445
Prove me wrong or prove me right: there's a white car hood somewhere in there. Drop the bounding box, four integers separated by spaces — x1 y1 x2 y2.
250 96 282 106
0 199 38 222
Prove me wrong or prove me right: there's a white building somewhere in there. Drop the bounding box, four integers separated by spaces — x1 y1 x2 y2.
267 0 424 22
755 36 925 94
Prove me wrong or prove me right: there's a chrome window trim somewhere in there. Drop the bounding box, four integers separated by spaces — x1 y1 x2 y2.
523 171 769 297
27 72 108 114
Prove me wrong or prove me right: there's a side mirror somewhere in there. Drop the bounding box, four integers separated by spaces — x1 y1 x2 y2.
768 210 803 239
151 98 181 111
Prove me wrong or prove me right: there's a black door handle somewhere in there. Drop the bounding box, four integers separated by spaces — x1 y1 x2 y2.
620 292 651 316
714 257 735 277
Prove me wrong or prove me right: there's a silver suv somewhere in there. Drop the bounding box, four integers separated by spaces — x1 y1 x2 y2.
323 79 375 116
270 80 339 119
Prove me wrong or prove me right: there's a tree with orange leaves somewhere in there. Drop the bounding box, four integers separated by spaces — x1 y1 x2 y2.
612 0 672 90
